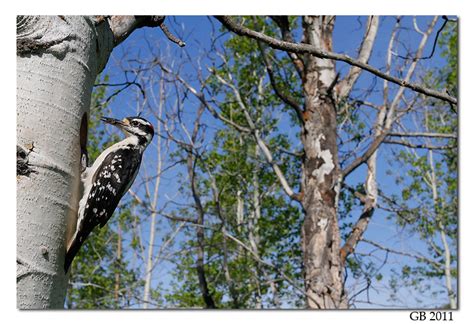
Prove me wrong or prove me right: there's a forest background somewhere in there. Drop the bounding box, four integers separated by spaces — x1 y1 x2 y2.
7 0 474 322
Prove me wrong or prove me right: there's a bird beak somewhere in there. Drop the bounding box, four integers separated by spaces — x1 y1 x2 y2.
101 117 128 130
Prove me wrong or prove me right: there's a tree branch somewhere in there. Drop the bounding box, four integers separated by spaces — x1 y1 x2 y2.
395 16 450 61
341 17 439 180
211 69 301 202
340 205 375 264
184 106 216 308
341 130 388 180
361 239 443 269
109 16 185 47
339 180 377 264
128 189 198 224
215 16 457 105
383 139 455 150
155 60 252 134
257 41 304 124
157 21 186 47
388 132 457 139
337 16 379 99
221 228 319 306
270 16 305 79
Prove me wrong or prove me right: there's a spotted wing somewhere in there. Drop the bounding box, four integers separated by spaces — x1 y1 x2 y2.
64 148 142 272
85 147 142 227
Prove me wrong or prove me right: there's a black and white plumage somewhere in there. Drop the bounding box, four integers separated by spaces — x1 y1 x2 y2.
64 116 154 272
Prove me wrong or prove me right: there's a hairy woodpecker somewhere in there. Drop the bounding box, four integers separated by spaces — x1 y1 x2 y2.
65 116 154 273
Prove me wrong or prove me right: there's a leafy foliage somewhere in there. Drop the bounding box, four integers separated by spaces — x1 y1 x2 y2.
379 23 458 307
165 18 304 308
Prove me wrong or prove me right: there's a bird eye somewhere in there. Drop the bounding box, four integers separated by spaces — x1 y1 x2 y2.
131 120 139 126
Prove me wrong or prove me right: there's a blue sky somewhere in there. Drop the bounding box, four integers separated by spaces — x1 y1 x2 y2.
91 16 456 308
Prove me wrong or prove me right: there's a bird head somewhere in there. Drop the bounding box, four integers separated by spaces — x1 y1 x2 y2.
101 116 154 146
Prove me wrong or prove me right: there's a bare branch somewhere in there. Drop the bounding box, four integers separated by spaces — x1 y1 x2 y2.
340 177 377 264
108 16 161 46
337 16 379 98
185 113 216 308
158 21 186 47
339 13 383 257
340 18 441 259
215 16 457 105
361 239 443 269
395 16 450 61
388 132 457 139
385 17 439 123
342 17 440 179
341 130 388 180
128 189 198 224
340 205 375 264
109 16 185 47
383 17 401 106
383 139 455 150
94 80 146 100
155 60 252 134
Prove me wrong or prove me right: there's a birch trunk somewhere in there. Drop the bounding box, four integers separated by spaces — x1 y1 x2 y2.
300 16 346 309
17 15 114 309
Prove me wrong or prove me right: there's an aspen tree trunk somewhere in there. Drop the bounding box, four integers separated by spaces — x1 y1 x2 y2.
16 16 114 309
300 16 347 309
17 14 171 309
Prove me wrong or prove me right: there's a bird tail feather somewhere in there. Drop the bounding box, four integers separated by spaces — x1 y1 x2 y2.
64 233 86 273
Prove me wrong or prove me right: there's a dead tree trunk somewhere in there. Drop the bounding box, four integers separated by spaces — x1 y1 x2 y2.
300 16 346 309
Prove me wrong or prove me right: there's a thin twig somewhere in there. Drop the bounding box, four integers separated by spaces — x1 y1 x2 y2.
395 16 450 61
361 238 443 269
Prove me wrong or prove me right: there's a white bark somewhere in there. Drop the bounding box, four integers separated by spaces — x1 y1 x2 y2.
142 82 164 308
337 16 379 98
17 15 113 309
428 150 456 309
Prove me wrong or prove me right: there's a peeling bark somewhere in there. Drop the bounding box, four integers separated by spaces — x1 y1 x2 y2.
300 16 347 309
